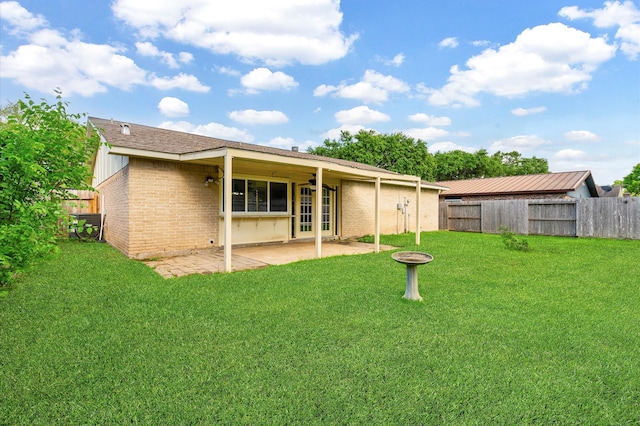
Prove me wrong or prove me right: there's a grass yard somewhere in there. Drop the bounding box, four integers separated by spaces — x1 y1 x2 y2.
1 232 639 424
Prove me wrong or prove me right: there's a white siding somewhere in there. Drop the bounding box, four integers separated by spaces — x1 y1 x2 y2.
566 182 592 199
92 134 129 186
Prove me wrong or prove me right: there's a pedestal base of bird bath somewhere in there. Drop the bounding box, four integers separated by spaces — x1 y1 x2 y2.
391 251 433 301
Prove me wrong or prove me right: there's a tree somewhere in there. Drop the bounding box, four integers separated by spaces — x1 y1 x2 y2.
431 149 548 181
310 130 548 182
0 92 100 286
498 151 549 176
621 163 640 196
433 150 486 181
309 130 436 180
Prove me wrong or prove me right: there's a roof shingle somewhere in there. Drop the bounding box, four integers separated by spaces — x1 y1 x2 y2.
89 117 393 174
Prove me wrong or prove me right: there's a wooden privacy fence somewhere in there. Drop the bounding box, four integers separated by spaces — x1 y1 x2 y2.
62 190 98 214
439 198 640 239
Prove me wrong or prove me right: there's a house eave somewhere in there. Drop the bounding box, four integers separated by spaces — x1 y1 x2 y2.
109 146 181 161
110 145 425 184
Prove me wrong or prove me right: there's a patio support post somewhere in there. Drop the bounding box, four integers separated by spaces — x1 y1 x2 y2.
415 178 421 245
315 167 323 258
224 152 233 272
374 176 380 252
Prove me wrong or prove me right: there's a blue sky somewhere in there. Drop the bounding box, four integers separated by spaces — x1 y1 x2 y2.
1 0 639 185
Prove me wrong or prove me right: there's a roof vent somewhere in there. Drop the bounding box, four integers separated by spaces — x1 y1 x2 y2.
291 146 299 152
120 123 130 135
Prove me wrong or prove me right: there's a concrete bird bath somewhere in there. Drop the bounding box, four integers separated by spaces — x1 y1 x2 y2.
391 251 433 301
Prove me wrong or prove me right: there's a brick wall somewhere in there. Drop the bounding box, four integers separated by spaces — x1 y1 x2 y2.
96 166 130 255
97 158 220 259
341 180 440 237
126 158 220 259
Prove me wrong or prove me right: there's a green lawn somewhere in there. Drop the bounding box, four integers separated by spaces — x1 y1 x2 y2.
1 232 639 424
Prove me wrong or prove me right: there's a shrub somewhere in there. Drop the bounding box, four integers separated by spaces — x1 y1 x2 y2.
498 226 531 252
0 92 100 286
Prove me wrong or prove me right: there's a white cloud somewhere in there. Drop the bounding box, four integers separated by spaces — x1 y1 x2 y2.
178 52 194 64
390 53 405 66
0 1 47 33
563 130 600 142
408 113 452 126
216 66 241 76
335 106 390 125
511 106 547 116
428 141 477 153
403 127 450 141
135 41 192 68
617 23 640 59
552 148 589 161
0 28 148 96
559 0 640 59
149 73 210 92
0 4 210 97
228 109 289 125
159 120 253 142
490 135 552 152
268 136 296 148
322 124 367 140
439 37 459 48
314 69 409 103
158 97 189 117
240 68 298 94
375 53 405 67
376 53 405 66
267 136 318 152
111 0 358 66
472 40 491 47
424 23 616 107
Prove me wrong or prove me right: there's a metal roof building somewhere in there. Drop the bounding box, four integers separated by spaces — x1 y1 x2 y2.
437 171 598 200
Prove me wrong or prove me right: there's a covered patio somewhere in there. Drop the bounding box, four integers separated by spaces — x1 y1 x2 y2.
144 240 397 278
174 146 426 272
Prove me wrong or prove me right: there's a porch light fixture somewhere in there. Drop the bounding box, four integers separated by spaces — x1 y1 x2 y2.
204 176 218 186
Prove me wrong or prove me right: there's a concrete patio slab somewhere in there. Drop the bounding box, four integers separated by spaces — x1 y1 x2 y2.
144 240 396 278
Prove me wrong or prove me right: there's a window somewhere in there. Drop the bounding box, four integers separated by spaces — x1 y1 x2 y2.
270 182 287 212
232 179 246 212
299 187 312 232
444 196 462 202
247 180 267 212
322 187 331 231
226 178 289 213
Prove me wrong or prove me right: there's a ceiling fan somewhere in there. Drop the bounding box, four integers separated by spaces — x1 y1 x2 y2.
304 174 336 192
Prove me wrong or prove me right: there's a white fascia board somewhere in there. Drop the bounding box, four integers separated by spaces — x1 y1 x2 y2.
375 179 448 191
109 146 180 161
179 149 227 161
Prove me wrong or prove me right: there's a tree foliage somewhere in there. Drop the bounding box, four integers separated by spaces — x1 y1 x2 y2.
310 130 436 180
0 92 100 286
621 163 640 196
433 149 548 181
310 131 548 181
